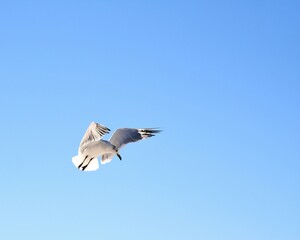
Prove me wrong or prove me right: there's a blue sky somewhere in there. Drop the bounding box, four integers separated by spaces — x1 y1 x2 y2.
0 1 299 239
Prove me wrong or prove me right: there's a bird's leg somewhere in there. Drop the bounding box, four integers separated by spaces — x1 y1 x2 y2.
82 158 94 171
78 155 89 169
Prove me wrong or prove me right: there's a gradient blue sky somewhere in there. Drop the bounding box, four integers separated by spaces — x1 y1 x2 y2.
0 1 299 239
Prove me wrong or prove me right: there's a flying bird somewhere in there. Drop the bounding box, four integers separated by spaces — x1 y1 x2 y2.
72 122 161 171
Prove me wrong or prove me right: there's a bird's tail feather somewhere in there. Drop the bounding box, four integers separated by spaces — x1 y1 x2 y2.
72 155 99 171
84 158 99 171
72 155 83 168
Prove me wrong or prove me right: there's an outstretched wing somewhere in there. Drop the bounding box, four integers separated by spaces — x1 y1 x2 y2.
78 122 110 154
109 128 161 149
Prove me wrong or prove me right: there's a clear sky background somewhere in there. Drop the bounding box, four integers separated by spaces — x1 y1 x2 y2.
0 1 299 240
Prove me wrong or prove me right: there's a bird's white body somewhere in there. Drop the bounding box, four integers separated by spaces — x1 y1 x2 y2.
72 122 161 171
82 140 116 159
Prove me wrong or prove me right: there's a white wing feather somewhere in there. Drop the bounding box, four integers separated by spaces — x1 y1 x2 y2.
101 128 161 164
108 128 161 149
78 122 110 154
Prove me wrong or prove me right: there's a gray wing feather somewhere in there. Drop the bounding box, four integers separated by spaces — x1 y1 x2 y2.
78 122 110 154
109 128 161 149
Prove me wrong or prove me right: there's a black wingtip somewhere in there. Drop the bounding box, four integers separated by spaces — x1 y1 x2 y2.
151 129 162 134
140 128 162 138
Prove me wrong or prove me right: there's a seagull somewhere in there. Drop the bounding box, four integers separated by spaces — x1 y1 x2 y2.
72 122 161 171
